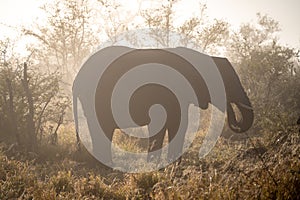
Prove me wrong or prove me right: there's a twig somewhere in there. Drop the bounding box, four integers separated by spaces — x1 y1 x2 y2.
245 132 278 186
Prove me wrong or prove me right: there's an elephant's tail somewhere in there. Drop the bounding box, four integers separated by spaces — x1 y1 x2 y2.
72 91 81 150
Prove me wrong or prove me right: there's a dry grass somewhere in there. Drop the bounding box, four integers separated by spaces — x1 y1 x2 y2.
0 124 299 199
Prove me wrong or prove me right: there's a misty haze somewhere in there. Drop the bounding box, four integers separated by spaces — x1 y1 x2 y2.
0 0 299 199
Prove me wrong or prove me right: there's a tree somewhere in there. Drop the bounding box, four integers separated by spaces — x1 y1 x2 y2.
140 0 229 53
141 0 178 47
98 0 135 44
228 14 300 134
23 0 98 85
227 13 281 62
0 39 69 151
20 0 101 149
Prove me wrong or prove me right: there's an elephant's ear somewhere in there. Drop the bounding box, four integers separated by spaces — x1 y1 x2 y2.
211 57 245 99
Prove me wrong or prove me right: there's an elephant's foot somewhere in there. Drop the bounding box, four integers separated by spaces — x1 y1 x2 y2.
147 151 161 164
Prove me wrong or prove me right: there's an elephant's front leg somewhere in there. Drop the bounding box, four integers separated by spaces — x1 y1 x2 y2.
167 110 188 164
147 127 167 163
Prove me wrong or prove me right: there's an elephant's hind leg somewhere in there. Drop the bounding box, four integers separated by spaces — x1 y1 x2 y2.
91 124 115 166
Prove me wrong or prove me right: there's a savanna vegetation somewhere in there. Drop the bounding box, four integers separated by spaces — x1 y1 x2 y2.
0 0 299 199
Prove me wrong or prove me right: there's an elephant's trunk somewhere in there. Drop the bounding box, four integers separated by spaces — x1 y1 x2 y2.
227 101 254 133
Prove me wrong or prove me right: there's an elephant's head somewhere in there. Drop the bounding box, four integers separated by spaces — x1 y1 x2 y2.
212 57 254 133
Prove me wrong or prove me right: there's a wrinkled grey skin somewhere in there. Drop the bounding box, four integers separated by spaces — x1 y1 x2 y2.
73 46 254 165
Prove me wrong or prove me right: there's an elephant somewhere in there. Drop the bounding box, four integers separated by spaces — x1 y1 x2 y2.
72 46 254 165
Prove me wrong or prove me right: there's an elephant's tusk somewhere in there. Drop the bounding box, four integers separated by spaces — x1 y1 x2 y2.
237 102 253 110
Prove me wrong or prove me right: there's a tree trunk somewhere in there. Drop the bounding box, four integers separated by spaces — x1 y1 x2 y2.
22 62 37 151
6 78 20 144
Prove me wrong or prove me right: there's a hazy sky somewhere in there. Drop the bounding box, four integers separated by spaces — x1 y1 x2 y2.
0 0 299 48
205 0 300 48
